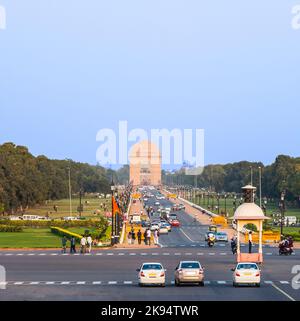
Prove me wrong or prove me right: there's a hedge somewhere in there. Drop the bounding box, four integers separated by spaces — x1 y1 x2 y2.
0 219 106 229
0 225 23 232
50 227 82 242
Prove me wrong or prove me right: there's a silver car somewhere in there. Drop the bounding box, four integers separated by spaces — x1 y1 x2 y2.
174 261 205 286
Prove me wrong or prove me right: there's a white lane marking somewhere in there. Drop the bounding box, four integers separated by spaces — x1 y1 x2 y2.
209 253 216 256
46 282 55 285
185 253 193 256
197 253 204 256
14 282 24 285
93 281 102 285
266 253 273 256
107 253 114 256
17 254 24 256
39 254 46 256
5 253 12 256
271 283 296 302
204 281 211 285
108 281 117 285
152 253 159 256
217 281 227 284
129 253 136 256
61 282 70 285
179 228 196 243
174 253 181 256
96 253 103 256
264 281 273 284
191 245 196 247
220 253 227 256
163 253 170 256
77 281 86 285
30 282 40 285
280 281 289 284
74 254 80 256
219 244 226 247
180 245 185 247
51 254 58 256
28 254 35 256
141 253 148 256
124 281 133 285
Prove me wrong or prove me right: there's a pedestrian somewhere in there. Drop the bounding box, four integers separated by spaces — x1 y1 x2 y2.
61 235 67 254
146 228 152 246
137 229 142 245
87 234 93 253
80 235 87 254
131 229 136 245
154 229 159 245
144 230 148 245
128 231 132 245
248 231 253 254
70 236 76 254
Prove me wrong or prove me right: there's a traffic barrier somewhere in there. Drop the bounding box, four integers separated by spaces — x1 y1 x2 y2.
212 216 227 226
244 231 281 244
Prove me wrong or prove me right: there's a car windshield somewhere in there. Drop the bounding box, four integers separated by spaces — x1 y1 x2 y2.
181 262 201 269
143 264 162 270
237 264 258 270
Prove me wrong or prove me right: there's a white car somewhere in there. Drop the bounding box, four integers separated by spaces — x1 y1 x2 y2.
155 202 160 206
232 262 261 287
159 226 169 234
137 263 166 287
150 223 160 231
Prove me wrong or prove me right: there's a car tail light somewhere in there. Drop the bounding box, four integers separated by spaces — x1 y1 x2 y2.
236 273 241 277
160 272 165 277
141 272 145 277
178 269 183 274
255 273 260 277
199 269 203 274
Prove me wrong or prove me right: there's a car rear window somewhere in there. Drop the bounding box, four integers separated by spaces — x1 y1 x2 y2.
237 264 258 270
181 262 201 269
143 264 162 270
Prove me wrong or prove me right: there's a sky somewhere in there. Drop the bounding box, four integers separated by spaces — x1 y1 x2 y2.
0 1 299 168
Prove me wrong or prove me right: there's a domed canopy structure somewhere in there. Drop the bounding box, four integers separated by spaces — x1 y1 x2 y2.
233 202 270 220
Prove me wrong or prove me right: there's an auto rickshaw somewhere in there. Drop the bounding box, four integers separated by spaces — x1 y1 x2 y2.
208 225 218 233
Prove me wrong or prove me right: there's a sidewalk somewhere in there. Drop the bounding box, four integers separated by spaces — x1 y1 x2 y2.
118 198 158 249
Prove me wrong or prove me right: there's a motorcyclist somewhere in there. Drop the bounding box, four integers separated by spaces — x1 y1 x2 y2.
207 232 216 247
231 236 237 254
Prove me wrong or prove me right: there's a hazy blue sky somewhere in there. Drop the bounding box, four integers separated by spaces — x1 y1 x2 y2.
0 1 299 167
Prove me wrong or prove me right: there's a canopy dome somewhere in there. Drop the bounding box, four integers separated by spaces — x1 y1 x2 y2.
233 202 269 220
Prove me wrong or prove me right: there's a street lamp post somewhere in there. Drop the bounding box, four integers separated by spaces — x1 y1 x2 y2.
111 176 115 246
259 166 262 208
280 191 285 239
67 166 72 217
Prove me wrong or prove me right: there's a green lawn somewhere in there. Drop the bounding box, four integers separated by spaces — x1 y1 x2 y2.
22 197 112 220
0 228 62 248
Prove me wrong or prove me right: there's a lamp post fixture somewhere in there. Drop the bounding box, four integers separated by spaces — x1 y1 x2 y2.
280 191 286 240
111 176 116 246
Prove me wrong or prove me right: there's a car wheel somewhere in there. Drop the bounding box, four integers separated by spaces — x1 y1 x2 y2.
199 282 205 287
175 280 180 287
161 283 166 288
139 283 143 287
233 282 237 287
256 283 260 288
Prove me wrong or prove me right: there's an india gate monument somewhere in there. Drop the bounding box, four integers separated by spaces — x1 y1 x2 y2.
129 140 162 187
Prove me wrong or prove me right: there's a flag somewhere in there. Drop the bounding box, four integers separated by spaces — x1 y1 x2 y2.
112 197 120 215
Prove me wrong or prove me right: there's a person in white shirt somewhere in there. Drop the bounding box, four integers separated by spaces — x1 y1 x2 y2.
146 228 152 246
87 235 93 253
80 236 87 254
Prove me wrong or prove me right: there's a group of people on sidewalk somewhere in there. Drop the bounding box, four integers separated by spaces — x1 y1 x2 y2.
61 234 93 254
127 227 160 246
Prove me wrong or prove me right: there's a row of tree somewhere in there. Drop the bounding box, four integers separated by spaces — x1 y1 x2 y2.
163 155 300 202
0 143 111 213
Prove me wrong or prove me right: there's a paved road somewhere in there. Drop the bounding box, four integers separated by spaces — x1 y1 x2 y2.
0 189 299 301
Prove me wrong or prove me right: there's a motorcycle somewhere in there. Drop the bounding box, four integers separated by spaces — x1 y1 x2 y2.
279 245 293 256
207 237 215 248
231 242 237 255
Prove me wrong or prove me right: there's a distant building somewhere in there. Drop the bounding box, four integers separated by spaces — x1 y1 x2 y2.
129 140 161 187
